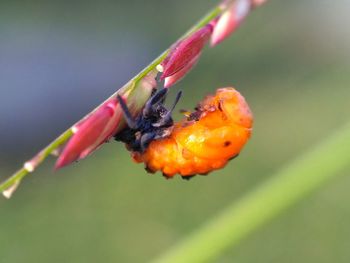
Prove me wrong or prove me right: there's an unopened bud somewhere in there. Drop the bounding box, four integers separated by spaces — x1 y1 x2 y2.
211 0 252 46
55 98 121 169
161 24 213 81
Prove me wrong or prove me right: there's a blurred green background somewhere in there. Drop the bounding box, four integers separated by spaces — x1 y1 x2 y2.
1 0 350 262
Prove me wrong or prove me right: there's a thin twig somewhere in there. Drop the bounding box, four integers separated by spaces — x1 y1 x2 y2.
0 3 225 195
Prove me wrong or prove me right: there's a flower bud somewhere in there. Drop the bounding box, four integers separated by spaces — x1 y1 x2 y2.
164 52 201 88
55 71 158 169
211 0 252 46
55 99 122 169
160 24 213 81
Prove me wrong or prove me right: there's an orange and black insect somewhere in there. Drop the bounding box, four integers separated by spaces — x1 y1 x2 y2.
115 87 253 179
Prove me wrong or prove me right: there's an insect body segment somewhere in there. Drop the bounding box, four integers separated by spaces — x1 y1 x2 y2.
115 89 182 153
116 87 253 179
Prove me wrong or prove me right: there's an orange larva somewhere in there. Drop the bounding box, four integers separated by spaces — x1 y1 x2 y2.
115 87 253 179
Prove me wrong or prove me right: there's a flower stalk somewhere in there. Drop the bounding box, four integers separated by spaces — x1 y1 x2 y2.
0 0 266 197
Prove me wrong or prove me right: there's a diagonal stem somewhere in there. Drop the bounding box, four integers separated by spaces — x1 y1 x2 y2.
0 3 226 195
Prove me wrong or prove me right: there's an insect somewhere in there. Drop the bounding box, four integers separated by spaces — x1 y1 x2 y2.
115 87 253 179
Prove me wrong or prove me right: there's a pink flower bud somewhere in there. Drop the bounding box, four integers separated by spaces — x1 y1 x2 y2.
55 70 158 170
160 24 213 80
164 52 201 88
55 99 122 169
211 0 252 47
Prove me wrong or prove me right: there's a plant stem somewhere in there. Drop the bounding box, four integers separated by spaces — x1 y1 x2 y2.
0 129 73 195
0 4 224 195
151 122 350 263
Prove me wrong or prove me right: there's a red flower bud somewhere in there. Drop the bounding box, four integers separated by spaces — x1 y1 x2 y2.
55 99 122 169
55 70 158 169
211 0 252 46
160 24 213 80
163 52 201 88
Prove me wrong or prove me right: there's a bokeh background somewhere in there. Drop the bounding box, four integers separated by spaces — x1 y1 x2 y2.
1 0 350 262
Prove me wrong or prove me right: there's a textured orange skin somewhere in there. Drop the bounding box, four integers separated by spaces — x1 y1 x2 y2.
132 87 253 177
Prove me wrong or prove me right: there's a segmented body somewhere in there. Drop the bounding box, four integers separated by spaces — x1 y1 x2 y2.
131 87 253 178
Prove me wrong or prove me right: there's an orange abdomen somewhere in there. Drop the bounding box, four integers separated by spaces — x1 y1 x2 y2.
133 87 253 178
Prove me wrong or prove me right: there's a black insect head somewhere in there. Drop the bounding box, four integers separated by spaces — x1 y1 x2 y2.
114 88 182 152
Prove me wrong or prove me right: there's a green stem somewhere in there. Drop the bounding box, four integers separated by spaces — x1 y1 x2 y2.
0 129 73 194
151 122 350 263
0 4 224 194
